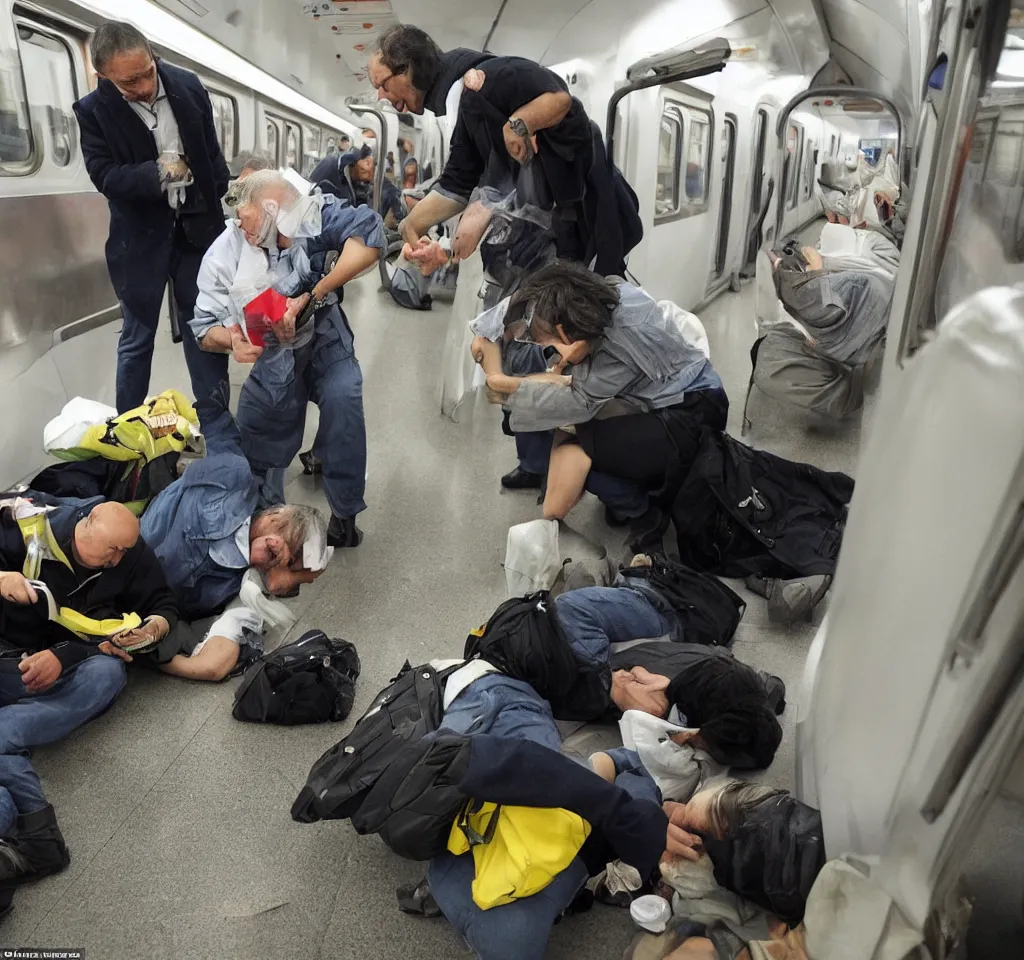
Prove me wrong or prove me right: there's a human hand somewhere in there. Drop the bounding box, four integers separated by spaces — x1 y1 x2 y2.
663 801 703 862
19 650 62 693
279 294 310 343
463 68 486 92
97 640 134 663
0 572 38 605
110 617 164 654
158 154 190 184
230 327 263 364
548 340 589 372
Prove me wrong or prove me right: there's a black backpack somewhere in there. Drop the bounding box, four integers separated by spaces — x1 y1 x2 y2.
619 556 745 647
291 660 457 824
232 630 360 725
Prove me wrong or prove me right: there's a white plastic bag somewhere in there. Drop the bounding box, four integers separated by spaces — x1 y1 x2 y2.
619 709 724 801
658 300 710 359
43 397 118 453
503 518 562 596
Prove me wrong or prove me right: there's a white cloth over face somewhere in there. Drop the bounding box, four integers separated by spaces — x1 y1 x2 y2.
618 710 725 801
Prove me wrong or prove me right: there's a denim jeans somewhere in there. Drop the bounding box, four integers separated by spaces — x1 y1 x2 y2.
427 748 662 960
237 305 367 518
0 655 126 835
116 232 228 415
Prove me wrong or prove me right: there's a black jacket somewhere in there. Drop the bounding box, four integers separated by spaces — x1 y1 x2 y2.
73 60 230 315
670 430 855 579
424 50 642 275
0 496 178 669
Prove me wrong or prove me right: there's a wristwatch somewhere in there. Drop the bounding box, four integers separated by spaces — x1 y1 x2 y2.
508 117 530 140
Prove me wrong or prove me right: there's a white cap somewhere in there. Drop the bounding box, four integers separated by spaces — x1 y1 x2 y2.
302 528 333 572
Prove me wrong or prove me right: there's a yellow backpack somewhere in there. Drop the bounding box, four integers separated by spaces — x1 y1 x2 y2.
447 801 591 910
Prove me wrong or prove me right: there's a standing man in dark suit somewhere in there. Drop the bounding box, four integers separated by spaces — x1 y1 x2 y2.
73 21 230 418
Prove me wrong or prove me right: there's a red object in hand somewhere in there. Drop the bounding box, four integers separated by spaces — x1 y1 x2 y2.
243 289 289 347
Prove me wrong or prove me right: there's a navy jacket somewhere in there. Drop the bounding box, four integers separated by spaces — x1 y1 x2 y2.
0 496 178 668
73 60 230 315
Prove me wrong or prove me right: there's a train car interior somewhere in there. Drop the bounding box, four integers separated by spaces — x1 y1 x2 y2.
0 0 1022 958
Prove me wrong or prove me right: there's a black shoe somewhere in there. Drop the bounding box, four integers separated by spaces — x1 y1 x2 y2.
604 504 629 528
0 805 70 885
327 514 363 549
627 505 669 555
500 467 544 490
299 450 322 476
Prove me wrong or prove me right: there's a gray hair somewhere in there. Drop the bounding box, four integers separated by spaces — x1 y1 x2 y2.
705 781 785 839
229 150 274 177
256 504 328 564
232 169 299 210
90 21 153 73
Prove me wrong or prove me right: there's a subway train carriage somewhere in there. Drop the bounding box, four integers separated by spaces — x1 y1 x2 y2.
0 0 1022 958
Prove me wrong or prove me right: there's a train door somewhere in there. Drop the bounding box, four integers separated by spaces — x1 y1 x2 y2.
712 114 737 281
784 120 804 215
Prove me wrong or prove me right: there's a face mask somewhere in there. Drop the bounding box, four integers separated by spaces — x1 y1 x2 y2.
276 193 323 240
254 199 280 249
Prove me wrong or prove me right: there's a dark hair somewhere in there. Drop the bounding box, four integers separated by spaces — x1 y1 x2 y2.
374 24 443 94
511 260 620 341
90 21 153 73
705 781 785 839
667 657 783 770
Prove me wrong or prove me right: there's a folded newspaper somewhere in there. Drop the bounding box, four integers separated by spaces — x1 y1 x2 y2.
28 580 150 650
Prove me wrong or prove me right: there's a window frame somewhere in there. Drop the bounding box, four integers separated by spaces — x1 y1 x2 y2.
654 106 683 222
283 119 302 171
785 121 805 211
1 18 42 175
654 98 714 225
302 123 321 176
264 113 282 166
802 141 817 201
206 85 237 162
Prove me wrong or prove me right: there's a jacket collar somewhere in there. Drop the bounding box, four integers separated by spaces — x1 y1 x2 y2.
424 48 492 116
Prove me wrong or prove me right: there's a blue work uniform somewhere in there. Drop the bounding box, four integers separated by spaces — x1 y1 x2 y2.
139 405 258 621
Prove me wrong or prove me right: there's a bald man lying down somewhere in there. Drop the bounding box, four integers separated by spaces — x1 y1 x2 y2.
0 494 177 912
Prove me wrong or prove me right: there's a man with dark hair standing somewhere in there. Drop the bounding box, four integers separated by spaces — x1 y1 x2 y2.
367 24 642 276
74 20 230 420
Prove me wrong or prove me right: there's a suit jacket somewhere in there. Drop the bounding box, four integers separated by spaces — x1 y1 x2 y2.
73 60 230 314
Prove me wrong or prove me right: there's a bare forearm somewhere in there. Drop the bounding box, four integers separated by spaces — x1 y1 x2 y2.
401 192 466 243
478 339 502 376
314 238 379 297
515 92 572 133
199 326 235 353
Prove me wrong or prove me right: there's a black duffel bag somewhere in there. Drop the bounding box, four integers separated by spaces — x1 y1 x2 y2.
232 630 360 725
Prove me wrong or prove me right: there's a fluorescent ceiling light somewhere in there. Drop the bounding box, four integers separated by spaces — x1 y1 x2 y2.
71 0 359 134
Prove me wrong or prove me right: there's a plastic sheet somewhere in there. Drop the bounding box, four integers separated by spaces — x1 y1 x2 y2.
503 518 562 597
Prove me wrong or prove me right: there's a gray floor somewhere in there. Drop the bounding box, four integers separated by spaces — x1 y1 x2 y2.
4 258 865 958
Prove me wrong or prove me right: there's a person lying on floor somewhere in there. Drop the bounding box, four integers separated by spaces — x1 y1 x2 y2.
473 260 728 549
470 570 785 771
139 394 332 682
0 496 176 904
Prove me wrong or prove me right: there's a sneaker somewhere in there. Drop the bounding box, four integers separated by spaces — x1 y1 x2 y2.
0 806 70 885
327 515 363 549
500 467 544 490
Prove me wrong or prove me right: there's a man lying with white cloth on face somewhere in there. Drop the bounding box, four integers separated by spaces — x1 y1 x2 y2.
138 396 333 682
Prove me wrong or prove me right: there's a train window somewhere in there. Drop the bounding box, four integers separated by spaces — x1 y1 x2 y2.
265 117 281 165
285 122 301 170
0 30 35 171
655 108 682 219
15 20 80 171
684 109 710 203
830 134 837 157
802 143 817 201
303 125 321 176
208 90 236 162
324 136 337 157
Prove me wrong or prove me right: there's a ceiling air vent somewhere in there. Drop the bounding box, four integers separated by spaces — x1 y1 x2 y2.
153 0 210 16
